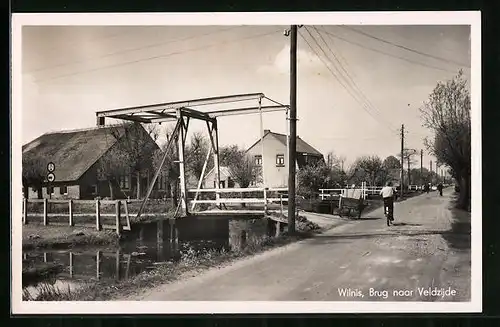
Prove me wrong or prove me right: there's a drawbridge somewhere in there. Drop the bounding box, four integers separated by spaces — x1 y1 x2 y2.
95 93 290 221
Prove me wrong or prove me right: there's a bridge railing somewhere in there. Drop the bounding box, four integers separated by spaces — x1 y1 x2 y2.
187 187 289 212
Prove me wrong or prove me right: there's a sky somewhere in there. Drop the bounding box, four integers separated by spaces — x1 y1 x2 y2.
21 24 471 171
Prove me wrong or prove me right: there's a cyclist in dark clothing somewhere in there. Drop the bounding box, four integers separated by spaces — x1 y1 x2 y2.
437 183 443 196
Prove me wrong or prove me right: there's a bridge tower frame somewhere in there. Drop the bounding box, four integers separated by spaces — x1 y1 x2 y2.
95 93 288 219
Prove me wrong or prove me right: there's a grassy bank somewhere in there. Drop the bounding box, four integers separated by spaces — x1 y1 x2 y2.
22 262 64 287
23 216 322 301
22 224 119 251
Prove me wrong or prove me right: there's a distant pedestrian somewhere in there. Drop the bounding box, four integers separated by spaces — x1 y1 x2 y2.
437 183 443 196
424 183 430 194
380 181 396 226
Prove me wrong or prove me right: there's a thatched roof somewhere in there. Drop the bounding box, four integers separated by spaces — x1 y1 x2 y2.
22 125 128 182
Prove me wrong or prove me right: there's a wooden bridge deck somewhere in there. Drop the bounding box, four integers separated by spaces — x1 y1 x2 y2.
189 209 289 224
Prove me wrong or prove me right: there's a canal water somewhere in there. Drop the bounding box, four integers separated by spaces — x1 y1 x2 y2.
22 216 276 298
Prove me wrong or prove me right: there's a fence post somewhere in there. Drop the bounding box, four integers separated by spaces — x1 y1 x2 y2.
96 199 101 231
43 198 48 226
69 252 74 278
279 194 283 216
23 198 28 225
115 200 122 236
263 188 268 213
69 200 74 226
96 250 101 280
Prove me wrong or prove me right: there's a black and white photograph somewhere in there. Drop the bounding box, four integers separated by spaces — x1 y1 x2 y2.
11 12 481 314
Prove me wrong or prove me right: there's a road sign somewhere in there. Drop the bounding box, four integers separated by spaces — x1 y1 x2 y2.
47 173 55 183
47 162 55 172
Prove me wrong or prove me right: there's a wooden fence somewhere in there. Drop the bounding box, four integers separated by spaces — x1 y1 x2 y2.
22 198 132 235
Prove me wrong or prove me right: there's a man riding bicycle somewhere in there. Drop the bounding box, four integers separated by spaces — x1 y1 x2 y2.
380 181 396 226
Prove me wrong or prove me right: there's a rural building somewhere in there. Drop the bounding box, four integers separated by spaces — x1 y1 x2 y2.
246 129 324 188
203 166 240 189
22 124 169 200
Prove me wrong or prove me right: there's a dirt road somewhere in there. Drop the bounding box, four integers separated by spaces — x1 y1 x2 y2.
135 188 471 301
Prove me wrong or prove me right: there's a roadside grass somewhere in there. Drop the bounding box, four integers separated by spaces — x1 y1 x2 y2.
22 224 119 251
23 215 322 301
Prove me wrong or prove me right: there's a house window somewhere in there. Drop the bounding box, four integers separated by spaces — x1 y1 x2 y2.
60 186 68 195
47 186 54 195
276 154 285 167
90 185 97 195
254 155 262 166
120 175 130 189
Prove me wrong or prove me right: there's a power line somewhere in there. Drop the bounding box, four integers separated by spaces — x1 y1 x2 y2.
302 27 398 133
27 26 241 75
311 26 390 122
316 27 460 74
28 27 137 61
299 29 397 134
340 26 470 68
308 26 398 130
33 28 281 84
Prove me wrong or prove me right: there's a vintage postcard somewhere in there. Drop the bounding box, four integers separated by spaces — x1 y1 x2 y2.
11 11 481 314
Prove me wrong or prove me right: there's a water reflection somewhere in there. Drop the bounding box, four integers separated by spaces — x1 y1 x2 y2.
23 216 272 292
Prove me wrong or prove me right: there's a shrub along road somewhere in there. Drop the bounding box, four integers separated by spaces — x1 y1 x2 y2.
135 188 471 301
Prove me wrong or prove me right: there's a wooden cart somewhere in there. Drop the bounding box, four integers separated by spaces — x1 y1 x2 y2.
338 189 367 219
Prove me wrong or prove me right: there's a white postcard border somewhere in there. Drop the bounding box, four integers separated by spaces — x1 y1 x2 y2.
11 11 482 314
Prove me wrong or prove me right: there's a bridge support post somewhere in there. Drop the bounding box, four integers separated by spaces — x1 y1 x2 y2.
275 221 281 237
208 119 221 208
177 109 189 216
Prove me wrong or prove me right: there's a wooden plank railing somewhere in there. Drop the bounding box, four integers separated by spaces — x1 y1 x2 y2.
187 187 288 212
22 198 131 235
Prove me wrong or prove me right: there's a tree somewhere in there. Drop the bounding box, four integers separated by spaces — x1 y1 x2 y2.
185 132 213 181
22 153 45 198
220 144 261 188
98 144 129 200
383 155 401 169
297 161 332 198
108 122 159 199
352 155 385 186
420 70 471 210
326 151 346 172
397 149 418 186
152 126 180 205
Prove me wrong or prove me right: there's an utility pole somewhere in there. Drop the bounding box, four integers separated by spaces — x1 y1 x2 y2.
420 149 423 186
430 160 433 184
400 124 405 198
287 25 298 234
407 154 411 187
